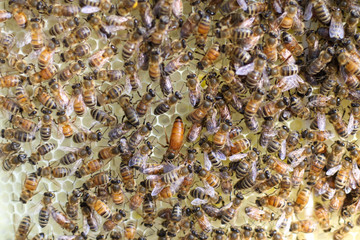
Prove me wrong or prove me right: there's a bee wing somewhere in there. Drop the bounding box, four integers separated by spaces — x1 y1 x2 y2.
82 212 90 236
103 25 127 32
237 0 248 11
151 183 165 196
279 139 287 160
352 161 360 183
57 236 76 240
70 159 83 176
146 175 161 180
275 211 286 230
240 17 255 28
229 153 248 162
81 6 101 13
162 163 177 173
329 16 344 39
347 113 355 136
170 176 185 193
258 69 269 89
251 160 258 181
236 62 254 76
304 2 313 21
204 152 212 171
272 0 283 13
345 185 352 194
326 165 342 176
172 0 183 18
273 11 287 29
317 112 326 131
204 182 216 197
17 31 31 49
317 182 328 195
129 153 141 168
215 151 226 161
191 198 208 206
277 76 300 92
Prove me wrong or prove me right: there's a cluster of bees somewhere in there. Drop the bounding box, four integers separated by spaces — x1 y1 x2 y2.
3 0 360 239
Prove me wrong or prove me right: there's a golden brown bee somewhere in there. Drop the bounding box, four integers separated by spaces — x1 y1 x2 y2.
2 153 27 171
307 47 334 75
329 190 346 212
148 50 162 82
0 10 12 23
30 64 58 85
109 179 124 205
120 161 136 192
29 18 44 51
257 195 286 209
61 42 91 62
81 202 99 232
187 95 213 123
80 0 113 14
48 79 69 111
84 192 112 219
180 11 201 39
196 10 213 49
13 86 35 117
164 51 193 75
163 116 184 161
117 0 137 16
10 4 27 28
124 60 140 90
89 45 117 69
56 111 73 138
0 95 22 115
31 233 46 240
138 0 154 29
245 1 267 15
314 203 331 231
294 186 311 213
193 207 212 232
38 191 54 228
263 32 279 62
49 205 78 233
337 49 360 76
94 69 124 82
86 14 111 39
303 129 334 142
197 43 220 70
237 53 267 90
290 220 317 233
195 165 220 189
34 87 57 110
103 210 126 232
129 185 146 210
75 158 104 178
117 95 139 126
281 32 303 57
0 75 22 88
38 39 59 70
135 88 155 118
328 109 350 138
59 145 92 165
15 215 31 240
333 221 354 240
38 108 53 141
20 172 39 203
258 97 289 118
48 4 80 17
0 141 21 157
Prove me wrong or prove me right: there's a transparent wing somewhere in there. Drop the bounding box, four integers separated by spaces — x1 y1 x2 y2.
204 152 212 171
279 139 287 160
229 153 248 162
151 183 165 196
237 0 248 11
317 112 326 131
81 6 101 13
276 211 286 230
347 114 355 136
304 2 313 21
329 16 344 39
191 198 208 205
236 62 254 75
215 151 226 161
326 165 342 176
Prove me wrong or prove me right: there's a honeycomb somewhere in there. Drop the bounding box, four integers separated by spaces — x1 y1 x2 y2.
1 0 360 240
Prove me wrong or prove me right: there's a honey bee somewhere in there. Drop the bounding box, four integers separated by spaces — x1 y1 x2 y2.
49 79 69 111
38 191 54 228
163 117 184 162
136 88 156 118
0 10 12 23
196 10 213 49
1 128 35 142
56 111 74 138
39 108 53 141
2 153 27 171
129 185 146 210
138 0 154 29
86 13 111 39
221 193 244 224
29 18 44 51
93 69 125 82
328 108 352 138
337 48 360 76
294 186 311 213
49 205 78 233
120 162 136 192
148 50 162 82
187 95 213 123
122 30 144 61
64 189 81 220
245 1 267 15
304 0 331 25
193 207 212 232
154 91 182 115
15 215 31 240
83 192 112 218
265 129 288 158
329 8 344 40
190 186 221 205
314 203 331 231
197 43 220 70
0 75 22 88
263 32 279 62
34 87 57 109
0 141 21 157
49 17 79 36
333 221 354 240
345 10 359 37
290 220 317 233
281 32 303 57
59 146 92 165
236 53 268 90
48 4 81 17
30 64 58 84
103 210 126 232
75 158 104 178
60 42 91 62
10 4 27 28
59 61 86 83
0 95 22 115
164 51 193 75
124 61 140 90
20 172 39 203
257 195 287 209
129 141 153 169
117 0 137 16
307 47 334 75
180 11 201 39
329 190 346 212
38 39 59 70
9 115 37 133
306 31 320 61
127 122 152 152
28 143 56 165
89 45 117 69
